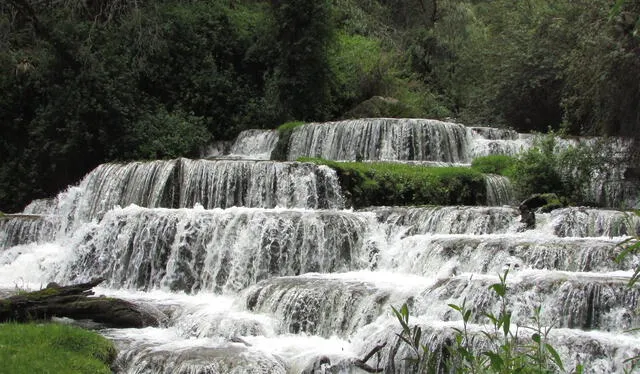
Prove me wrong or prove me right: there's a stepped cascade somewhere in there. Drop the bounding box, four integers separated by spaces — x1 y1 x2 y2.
1 118 640 373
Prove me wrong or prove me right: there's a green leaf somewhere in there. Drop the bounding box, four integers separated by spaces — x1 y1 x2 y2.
484 351 504 370
545 343 565 371
615 238 640 263
490 283 506 297
464 309 472 323
531 333 541 343
392 305 410 332
413 326 422 348
401 303 409 321
485 312 499 324
502 312 511 336
448 303 462 312
396 333 416 350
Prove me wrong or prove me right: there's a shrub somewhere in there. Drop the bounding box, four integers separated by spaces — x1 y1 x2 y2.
471 155 517 175
124 108 211 160
505 133 612 205
506 144 564 200
276 121 305 132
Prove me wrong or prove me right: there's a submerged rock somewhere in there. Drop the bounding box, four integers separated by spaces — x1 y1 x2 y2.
114 343 287 374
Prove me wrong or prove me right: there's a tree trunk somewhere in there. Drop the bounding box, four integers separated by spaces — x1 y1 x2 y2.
0 278 164 328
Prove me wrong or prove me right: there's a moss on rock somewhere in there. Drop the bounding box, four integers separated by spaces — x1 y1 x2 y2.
271 121 305 161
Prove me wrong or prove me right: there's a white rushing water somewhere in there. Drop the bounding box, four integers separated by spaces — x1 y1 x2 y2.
2 119 640 373
226 129 280 160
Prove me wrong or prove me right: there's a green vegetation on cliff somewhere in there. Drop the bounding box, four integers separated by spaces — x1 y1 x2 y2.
301 158 486 207
0 323 116 374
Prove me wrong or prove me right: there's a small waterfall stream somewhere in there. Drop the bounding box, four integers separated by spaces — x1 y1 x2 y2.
1 118 639 373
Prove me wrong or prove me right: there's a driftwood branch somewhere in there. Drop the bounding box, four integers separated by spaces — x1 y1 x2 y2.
0 278 163 328
352 342 386 373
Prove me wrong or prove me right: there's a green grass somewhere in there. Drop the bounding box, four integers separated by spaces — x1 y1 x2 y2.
471 155 516 175
301 158 487 207
276 121 305 132
0 323 116 374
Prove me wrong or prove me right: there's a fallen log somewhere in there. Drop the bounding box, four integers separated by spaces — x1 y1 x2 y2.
0 278 163 328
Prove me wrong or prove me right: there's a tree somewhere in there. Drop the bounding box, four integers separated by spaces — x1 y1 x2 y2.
267 0 335 122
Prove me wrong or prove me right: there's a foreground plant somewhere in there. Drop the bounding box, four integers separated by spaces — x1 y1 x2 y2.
393 270 575 373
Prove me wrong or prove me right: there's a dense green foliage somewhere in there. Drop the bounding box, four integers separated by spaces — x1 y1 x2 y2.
0 323 116 374
471 134 615 206
301 158 486 208
503 135 613 205
1 0 639 211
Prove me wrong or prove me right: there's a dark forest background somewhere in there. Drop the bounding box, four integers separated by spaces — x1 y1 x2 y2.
1 0 639 212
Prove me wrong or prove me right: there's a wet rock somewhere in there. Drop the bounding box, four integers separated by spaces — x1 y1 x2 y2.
519 193 563 230
115 344 287 374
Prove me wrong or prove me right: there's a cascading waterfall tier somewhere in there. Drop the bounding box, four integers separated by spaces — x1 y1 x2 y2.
3 119 640 373
14 158 344 226
226 129 279 160
285 118 542 163
286 118 473 162
63 206 370 293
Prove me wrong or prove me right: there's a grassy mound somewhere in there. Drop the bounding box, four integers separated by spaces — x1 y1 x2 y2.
0 323 116 374
301 158 486 208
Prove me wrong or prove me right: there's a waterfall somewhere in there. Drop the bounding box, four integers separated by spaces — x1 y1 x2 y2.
468 127 533 158
227 129 279 160
63 206 370 293
178 159 344 210
484 174 515 206
550 208 640 238
2 119 640 373
286 119 533 162
22 159 344 224
244 275 393 337
0 215 60 249
287 118 472 162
